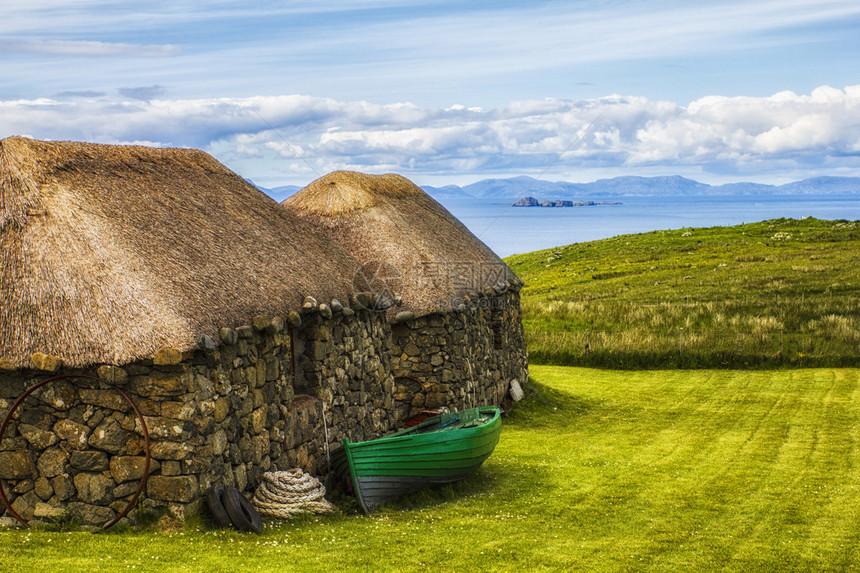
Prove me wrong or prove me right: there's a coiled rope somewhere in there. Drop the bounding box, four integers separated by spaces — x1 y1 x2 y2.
251 469 338 518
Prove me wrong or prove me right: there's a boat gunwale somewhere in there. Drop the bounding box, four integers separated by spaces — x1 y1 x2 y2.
344 406 501 450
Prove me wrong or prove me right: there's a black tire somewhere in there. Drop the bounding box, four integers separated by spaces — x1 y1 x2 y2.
223 487 262 533
206 485 232 529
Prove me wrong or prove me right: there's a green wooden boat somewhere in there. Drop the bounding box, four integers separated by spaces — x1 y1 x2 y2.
335 406 501 513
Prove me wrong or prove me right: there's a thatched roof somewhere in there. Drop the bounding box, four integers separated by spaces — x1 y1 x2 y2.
0 136 359 368
282 171 519 316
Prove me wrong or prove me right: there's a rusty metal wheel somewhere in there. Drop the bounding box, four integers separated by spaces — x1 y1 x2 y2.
0 374 150 530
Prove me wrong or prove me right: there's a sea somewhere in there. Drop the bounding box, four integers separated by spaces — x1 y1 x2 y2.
438 194 860 258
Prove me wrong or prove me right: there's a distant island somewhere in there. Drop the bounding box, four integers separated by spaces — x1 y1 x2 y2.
513 196 622 207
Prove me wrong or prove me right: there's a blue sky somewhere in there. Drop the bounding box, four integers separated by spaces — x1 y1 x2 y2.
1 0 859 187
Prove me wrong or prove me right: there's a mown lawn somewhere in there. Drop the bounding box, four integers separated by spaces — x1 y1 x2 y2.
3 366 860 571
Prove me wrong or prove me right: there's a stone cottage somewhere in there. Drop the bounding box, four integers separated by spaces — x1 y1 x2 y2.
283 171 528 422
0 137 527 527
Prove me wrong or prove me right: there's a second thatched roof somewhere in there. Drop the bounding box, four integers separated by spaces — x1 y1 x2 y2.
282 171 519 316
0 136 360 369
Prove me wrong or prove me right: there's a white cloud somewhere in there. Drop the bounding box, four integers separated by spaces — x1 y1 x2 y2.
0 39 181 57
1 85 859 185
629 86 860 168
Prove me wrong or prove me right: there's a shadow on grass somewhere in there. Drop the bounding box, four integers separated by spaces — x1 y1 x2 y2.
504 376 602 428
381 469 500 514
528 348 860 370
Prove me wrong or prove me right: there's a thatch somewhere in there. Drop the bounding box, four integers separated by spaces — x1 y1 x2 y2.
0 136 360 368
282 171 518 317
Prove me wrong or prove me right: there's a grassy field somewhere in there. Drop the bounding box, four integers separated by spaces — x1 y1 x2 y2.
505 218 859 368
3 365 860 571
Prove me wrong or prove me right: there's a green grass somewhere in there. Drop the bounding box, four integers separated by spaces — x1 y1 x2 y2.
4 365 860 571
505 217 860 368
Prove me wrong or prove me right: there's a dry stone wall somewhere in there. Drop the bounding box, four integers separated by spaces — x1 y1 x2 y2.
389 290 528 420
0 318 297 527
0 290 528 527
297 309 396 441
281 288 528 475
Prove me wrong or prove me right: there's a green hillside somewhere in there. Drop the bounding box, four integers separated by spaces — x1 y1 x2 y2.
505 217 859 368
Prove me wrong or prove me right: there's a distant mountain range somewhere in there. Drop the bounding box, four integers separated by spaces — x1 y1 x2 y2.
251 183 302 203
421 175 860 201
254 175 860 203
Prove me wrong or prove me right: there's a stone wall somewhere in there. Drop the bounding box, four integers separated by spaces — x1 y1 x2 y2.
0 318 298 527
389 290 528 420
0 290 528 527
284 289 528 475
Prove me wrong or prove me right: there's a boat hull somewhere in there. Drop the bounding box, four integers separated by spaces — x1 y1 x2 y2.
338 406 501 513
